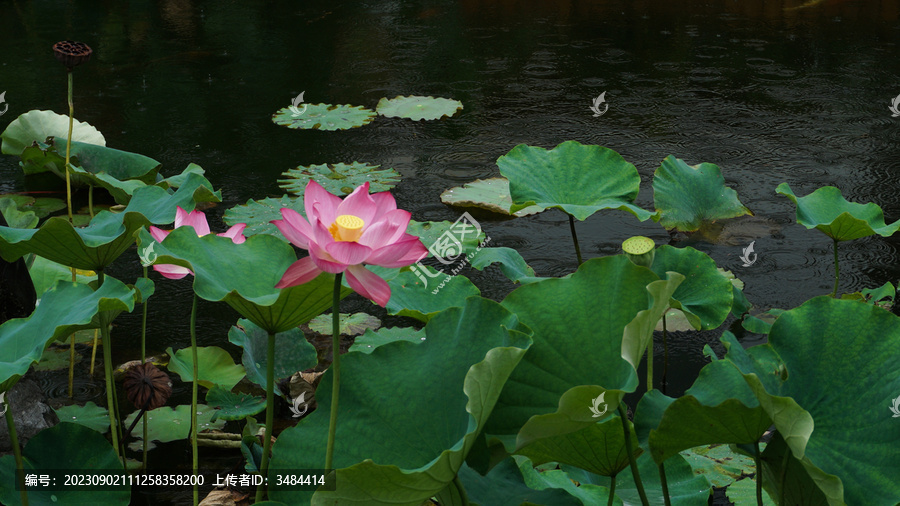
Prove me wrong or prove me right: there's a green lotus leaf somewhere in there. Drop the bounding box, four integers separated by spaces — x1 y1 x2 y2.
776 182 900 241
0 109 106 157
227 318 318 397
725 475 775 506
621 272 685 373
57 138 160 193
137 227 349 334
385 266 480 322
29 256 97 296
348 326 426 354
680 444 757 489
497 141 653 221
0 197 38 229
165 346 245 391
652 156 752 232
376 95 463 121
441 178 546 217
457 456 613 506
727 296 900 505
155 163 203 189
0 278 135 392
308 312 380 336
34 347 81 371
564 452 711 505
205 385 266 421
756 432 828 504
223 195 305 240
123 404 224 451
0 423 129 505
488 256 660 436
53 401 110 433
268 297 532 505
272 103 376 131
0 195 67 221
514 386 634 477
650 245 734 330
469 246 543 284
407 219 486 259
279 162 401 197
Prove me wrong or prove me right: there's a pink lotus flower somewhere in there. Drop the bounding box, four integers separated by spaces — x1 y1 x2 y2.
148 207 247 280
272 181 428 306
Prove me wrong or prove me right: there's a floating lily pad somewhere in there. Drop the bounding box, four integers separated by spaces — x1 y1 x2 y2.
223 195 306 240
53 401 110 433
376 95 463 121
0 109 106 157
440 178 546 217
652 156 752 232
205 385 266 421
272 103 376 131
776 182 900 242
124 404 225 451
681 444 756 488
165 346 246 391
348 327 426 354
279 162 401 196
308 312 381 336
34 346 82 371
498 141 654 221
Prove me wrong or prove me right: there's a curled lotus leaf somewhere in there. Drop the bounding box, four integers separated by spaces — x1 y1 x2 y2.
279 162 400 196
441 178 546 217
272 103 376 131
0 109 105 157
376 95 463 121
776 182 900 241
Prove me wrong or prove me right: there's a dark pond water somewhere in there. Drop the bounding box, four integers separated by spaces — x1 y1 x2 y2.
2 0 900 503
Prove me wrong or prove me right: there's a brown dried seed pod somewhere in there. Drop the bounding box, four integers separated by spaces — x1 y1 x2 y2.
123 362 172 411
52 41 93 70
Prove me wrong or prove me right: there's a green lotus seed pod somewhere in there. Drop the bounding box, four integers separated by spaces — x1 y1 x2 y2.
622 236 655 268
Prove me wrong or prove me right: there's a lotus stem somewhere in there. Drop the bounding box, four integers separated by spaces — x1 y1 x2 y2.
64 70 74 224
646 339 653 393
89 329 98 376
618 404 649 506
88 184 94 218
568 214 583 266
99 271 121 460
68 333 75 398
141 266 149 470
779 442 790 505
754 441 763 506
831 238 839 297
452 475 469 505
5 393 29 506
662 312 669 395
190 293 199 506
658 462 672 506
607 474 616 506
255 330 276 503
325 272 344 472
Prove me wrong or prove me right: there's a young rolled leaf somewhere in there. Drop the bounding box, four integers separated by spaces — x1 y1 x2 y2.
268 297 533 505
776 182 900 241
497 141 654 221
652 155 752 232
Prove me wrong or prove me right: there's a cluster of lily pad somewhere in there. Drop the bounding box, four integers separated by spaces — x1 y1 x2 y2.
0 96 899 506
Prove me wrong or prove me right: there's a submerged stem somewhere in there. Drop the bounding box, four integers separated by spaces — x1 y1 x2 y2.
568 214 584 266
618 404 649 506
255 330 277 503
190 294 199 506
325 273 344 471
5 395 29 506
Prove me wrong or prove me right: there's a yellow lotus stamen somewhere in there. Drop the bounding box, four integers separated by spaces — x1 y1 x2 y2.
330 214 365 242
